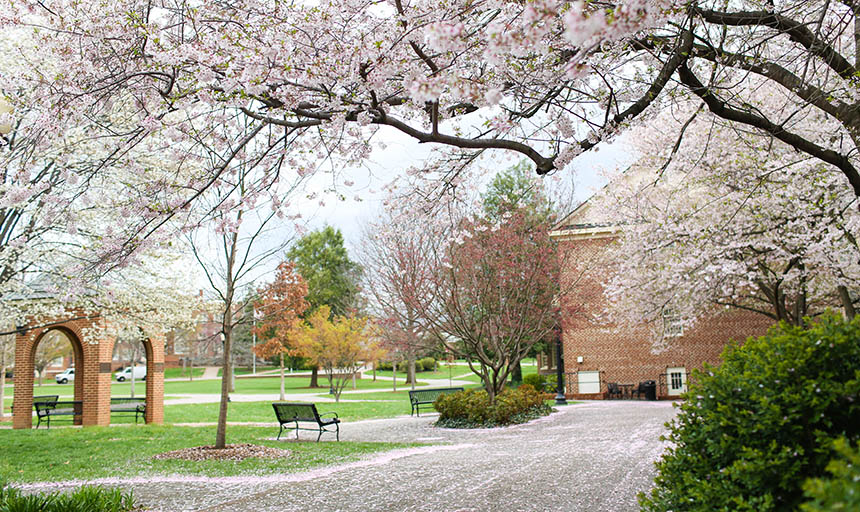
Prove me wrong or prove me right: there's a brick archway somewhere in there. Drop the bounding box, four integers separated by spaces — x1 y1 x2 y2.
12 313 164 429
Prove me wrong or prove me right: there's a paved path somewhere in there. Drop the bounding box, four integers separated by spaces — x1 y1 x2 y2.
27 400 677 511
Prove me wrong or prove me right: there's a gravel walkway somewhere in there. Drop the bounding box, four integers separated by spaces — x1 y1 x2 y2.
27 400 677 511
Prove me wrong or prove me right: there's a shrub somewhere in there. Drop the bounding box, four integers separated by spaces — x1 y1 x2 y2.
419 357 436 372
434 384 551 428
376 361 393 371
801 438 860 511
522 373 545 392
0 480 136 512
640 314 860 512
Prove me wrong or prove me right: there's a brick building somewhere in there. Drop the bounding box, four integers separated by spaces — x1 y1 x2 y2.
550 190 773 400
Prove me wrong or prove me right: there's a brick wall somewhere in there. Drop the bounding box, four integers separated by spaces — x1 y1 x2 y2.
13 312 165 429
557 233 773 399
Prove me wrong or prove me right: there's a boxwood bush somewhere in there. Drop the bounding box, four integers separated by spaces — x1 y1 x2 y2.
522 373 546 392
801 438 860 511
640 314 860 512
434 384 551 428
0 481 136 511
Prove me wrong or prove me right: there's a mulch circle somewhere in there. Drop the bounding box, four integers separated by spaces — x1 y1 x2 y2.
152 443 291 462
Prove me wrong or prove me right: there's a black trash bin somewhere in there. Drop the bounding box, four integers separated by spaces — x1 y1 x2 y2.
643 380 657 401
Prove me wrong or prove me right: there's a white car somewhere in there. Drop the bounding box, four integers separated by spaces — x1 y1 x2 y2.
115 366 146 382
55 368 75 384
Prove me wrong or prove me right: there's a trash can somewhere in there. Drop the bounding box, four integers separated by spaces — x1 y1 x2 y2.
643 380 657 401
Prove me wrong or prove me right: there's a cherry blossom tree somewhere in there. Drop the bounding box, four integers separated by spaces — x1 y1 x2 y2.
252 261 309 401
358 208 438 389
4 0 857 205
601 108 860 343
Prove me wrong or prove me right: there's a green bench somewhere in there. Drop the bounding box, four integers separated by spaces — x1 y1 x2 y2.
35 400 82 429
110 397 146 423
408 387 464 416
272 402 340 442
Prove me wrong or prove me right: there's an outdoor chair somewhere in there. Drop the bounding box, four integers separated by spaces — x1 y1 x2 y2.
607 382 622 399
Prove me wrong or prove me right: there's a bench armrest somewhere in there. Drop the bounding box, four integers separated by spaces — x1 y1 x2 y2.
319 411 338 419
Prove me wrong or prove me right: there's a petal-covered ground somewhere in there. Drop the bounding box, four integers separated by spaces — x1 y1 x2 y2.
25 401 677 511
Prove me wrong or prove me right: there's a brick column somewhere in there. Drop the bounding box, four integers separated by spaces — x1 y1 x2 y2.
82 332 113 426
12 331 34 429
144 334 165 424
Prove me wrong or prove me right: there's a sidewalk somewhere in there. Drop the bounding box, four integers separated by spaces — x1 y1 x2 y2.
23 400 677 512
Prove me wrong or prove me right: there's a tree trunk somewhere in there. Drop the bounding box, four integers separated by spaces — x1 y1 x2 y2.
215 321 233 449
838 285 856 320
406 357 416 389
310 366 320 388
279 352 286 401
215 218 241 450
392 361 397 392
511 360 523 385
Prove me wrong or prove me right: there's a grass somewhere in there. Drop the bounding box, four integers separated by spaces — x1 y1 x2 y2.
163 367 204 379
0 425 416 483
165 398 414 423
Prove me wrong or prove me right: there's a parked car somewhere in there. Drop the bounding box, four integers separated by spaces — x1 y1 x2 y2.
55 368 75 384
115 366 146 382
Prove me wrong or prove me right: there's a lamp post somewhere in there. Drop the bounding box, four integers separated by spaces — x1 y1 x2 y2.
554 331 567 405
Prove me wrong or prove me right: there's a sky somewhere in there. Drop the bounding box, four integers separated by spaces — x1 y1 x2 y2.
293 125 637 254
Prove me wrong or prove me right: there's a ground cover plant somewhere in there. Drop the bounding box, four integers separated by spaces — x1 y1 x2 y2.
434 385 552 428
640 315 860 512
0 480 136 511
0 425 415 483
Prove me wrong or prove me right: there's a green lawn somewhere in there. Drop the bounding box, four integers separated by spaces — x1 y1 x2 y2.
163 367 204 379
166 398 414 423
0 425 416 483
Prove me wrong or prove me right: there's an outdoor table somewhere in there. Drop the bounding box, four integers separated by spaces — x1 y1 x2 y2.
618 383 634 399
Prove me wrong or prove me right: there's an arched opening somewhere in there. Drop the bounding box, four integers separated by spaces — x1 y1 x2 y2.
23 326 86 426
12 315 165 429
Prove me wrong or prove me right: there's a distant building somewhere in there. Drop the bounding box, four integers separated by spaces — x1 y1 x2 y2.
550 182 772 400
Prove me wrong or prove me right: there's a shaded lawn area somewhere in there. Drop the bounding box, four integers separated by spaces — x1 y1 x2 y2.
163 367 205 379
0 425 416 484
166 399 414 424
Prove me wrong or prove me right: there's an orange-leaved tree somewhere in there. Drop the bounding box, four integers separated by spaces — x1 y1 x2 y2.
293 305 381 402
253 261 309 400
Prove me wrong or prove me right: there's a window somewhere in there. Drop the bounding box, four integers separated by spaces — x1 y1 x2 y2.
577 371 600 394
667 367 687 395
662 307 684 337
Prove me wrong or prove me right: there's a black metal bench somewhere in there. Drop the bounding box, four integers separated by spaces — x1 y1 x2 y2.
272 402 340 442
35 400 82 429
110 397 146 423
408 387 464 416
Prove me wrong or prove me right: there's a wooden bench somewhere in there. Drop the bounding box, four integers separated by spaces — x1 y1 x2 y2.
272 402 340 442
110 397 146 423
35 400 82 429
408 387 464 416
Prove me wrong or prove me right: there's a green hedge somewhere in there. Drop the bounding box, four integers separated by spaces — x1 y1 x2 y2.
801 438 860 511
434 384 551 428
0 481 136 511
640 314 860 512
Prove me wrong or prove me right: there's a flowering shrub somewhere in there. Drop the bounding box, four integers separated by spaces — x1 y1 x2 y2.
640 314 860 512
434 385 551 428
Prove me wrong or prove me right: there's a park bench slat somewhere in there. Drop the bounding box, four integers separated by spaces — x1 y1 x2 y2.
35 400 82 429
110 397 146 423
272 402 340 442
408 387 464 416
